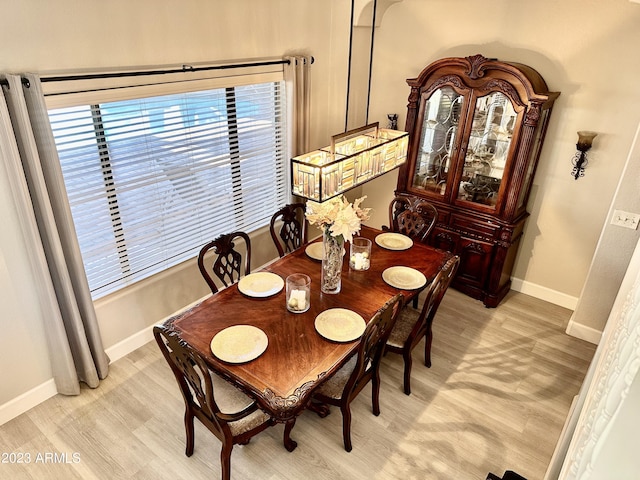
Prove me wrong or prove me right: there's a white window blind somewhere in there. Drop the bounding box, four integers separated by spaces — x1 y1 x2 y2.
48 80 288 298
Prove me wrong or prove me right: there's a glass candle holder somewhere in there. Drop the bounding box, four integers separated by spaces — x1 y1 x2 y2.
349 237 371 271
286 273 311 313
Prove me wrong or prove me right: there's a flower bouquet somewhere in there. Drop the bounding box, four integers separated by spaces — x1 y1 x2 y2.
306 196 371 293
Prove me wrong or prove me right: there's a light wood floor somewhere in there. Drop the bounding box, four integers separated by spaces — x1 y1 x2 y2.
0 289 596 480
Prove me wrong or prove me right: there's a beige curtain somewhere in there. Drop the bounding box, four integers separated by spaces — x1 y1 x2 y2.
0 74 108 395
284 55 312 157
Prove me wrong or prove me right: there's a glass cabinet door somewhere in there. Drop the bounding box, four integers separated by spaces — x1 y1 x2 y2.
412 86 464 197
457 91 517 208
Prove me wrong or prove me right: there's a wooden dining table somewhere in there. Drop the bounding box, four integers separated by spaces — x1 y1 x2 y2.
161 225 453 451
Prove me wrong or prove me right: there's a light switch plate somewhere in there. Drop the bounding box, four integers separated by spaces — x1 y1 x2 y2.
611 210 640 230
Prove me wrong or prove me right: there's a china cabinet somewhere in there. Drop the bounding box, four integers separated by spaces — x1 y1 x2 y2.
396 54 559 307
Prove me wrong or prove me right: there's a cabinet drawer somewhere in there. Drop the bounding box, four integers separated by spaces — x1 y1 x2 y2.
431 226 459 252
436 209 450 225
450 214 498 240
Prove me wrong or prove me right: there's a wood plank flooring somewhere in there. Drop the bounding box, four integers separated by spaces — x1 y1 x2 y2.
0 289 596 480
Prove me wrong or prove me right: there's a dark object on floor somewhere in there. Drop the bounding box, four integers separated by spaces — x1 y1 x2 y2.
486 470 528 480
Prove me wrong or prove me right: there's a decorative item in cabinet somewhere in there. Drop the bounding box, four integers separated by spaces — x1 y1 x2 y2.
396 54 559 307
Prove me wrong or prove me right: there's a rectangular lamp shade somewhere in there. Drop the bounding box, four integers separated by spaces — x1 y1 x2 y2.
291 123 409 202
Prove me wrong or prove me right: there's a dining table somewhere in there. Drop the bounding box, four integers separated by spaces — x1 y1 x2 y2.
160 225 453 451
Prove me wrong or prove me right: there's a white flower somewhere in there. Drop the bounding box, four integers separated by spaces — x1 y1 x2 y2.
305 195 371 244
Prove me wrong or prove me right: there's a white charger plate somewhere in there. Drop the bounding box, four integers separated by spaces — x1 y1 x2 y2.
314 308 366 342
210 325 268 363
382 266 427 290
237 272 284 297
305 242 323 261
305 242 345 261
375 233 413 251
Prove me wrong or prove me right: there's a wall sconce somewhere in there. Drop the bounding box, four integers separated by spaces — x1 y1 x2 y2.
571 131 598 180
291 123 409 202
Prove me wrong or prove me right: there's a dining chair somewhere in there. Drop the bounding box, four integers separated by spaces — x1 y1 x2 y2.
384 194 438 243
385 255 460 395
153 324 277 480
197 231 251 294
310 293 404 452
269 203 307 257
384 193 440 308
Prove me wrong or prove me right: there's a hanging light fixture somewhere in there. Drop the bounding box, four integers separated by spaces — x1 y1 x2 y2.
291 1 408 202
291 122 408 202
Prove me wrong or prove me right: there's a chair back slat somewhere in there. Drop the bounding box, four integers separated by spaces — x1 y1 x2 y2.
388 194 438 242
345 294 403 395
153 325 227 434
421 255 460 327
197 231 251 294
270 203 307 257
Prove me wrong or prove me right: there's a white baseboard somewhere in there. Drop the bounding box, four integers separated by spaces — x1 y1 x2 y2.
512 277 601 344
565 318 602 345
104 325 155 363
0 326 155 427
0 379 57 426
511 277 579 310
105 292 210 363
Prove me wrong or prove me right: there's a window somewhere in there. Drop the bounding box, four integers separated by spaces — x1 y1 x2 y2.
48 80 288 298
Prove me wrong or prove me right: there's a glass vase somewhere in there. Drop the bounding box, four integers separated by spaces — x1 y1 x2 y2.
321 230 344 294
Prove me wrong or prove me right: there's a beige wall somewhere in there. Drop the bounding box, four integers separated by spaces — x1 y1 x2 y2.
1 0 640 410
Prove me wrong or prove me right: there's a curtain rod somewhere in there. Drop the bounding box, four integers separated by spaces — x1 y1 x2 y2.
1 57 314 87
41 57 314 83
